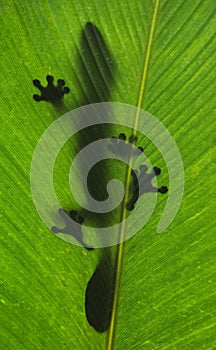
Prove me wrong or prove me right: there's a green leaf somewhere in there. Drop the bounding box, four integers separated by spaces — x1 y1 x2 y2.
1 0 215 349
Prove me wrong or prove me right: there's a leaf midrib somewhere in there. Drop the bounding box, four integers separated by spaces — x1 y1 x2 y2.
106 1 160 349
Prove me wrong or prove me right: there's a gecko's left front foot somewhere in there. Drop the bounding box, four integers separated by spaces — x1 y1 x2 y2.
33 75 70 103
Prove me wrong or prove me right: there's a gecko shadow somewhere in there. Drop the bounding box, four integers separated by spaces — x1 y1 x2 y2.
42 22 117 332
77 22 117 333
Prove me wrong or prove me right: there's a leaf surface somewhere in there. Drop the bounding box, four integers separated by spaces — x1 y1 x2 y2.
1 0 215 349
